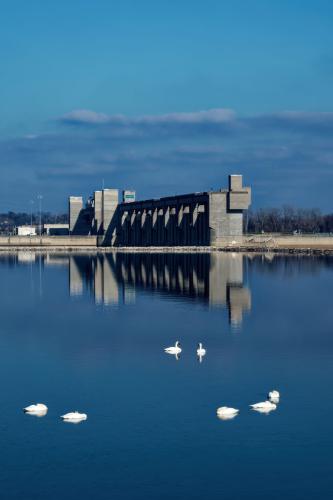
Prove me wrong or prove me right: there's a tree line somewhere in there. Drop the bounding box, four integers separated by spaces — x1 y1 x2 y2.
1 208 333 235
0 212 68 234
246 207 333 234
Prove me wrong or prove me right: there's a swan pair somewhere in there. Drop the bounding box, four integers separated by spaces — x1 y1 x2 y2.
249 390 280 413
217 390 280 420
23 404 87 423
164 341 206 361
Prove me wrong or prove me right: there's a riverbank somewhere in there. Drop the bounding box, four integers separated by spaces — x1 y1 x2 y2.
0 247 332 256
0 234 332 254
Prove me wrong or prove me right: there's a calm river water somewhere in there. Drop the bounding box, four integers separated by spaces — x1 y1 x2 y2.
0 251 332 499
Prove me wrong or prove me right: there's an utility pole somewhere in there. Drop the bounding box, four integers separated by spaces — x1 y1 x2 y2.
30 200 34 230
37 195 43 235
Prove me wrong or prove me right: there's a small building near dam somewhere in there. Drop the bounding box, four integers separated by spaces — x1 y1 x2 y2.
16 225 37 236
68 174 251 247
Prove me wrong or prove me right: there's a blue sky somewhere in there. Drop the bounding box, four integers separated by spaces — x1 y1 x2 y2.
1 0 333 211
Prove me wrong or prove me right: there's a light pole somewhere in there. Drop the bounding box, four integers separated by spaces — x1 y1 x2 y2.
37 194 43 235
30 200 34 232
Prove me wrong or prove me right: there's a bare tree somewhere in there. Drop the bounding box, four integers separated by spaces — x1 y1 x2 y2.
247 207 332 234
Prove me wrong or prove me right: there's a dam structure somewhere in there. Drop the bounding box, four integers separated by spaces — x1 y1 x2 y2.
69 174 251 247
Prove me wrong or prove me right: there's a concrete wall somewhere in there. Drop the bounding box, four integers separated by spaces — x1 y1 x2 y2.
209 194 246 245
69 197 93 235
102 189 119 245
209 192 228 245
207 175 251 246
0 236 98 247
94 191 103 235
115 192 210 247
229 174 243 191
69 197 83 233
244 235 333 249
44 224 69 236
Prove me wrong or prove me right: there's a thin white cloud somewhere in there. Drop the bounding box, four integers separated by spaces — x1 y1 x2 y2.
59 109 333 140
60 108 236 126
61 109 111 124
23 134 39 140
248 111 333 128
269 111 333 121
136 108 236 124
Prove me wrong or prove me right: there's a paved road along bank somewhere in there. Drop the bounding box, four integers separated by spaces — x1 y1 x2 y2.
0 235 332 254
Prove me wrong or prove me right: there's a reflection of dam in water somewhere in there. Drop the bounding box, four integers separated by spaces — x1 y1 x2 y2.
5 250 333 327
69 253 251 325
0 251 251 325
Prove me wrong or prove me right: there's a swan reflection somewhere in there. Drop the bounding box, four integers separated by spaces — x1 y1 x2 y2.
216 413 239 421
252 407 277 414
24 409 48 418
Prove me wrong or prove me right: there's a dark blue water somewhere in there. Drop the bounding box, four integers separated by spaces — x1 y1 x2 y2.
0 251 332 499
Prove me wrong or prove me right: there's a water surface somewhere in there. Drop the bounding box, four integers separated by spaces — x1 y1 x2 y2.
0 251 332 499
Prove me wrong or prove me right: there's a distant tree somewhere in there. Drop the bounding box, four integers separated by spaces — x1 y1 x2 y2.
0 212 68 234
247 207 333 234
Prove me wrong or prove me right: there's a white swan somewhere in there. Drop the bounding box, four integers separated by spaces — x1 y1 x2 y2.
23 403 48 415
216 406 239 419
268 390 280 402
196 343 206 358
164 341 182 355
61 411 87 422
250 401 277 412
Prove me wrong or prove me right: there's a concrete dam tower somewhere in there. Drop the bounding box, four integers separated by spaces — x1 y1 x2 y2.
68 174 251 247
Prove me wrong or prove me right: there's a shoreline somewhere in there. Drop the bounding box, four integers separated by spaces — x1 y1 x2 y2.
0 245 332 255
0 233 332 255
